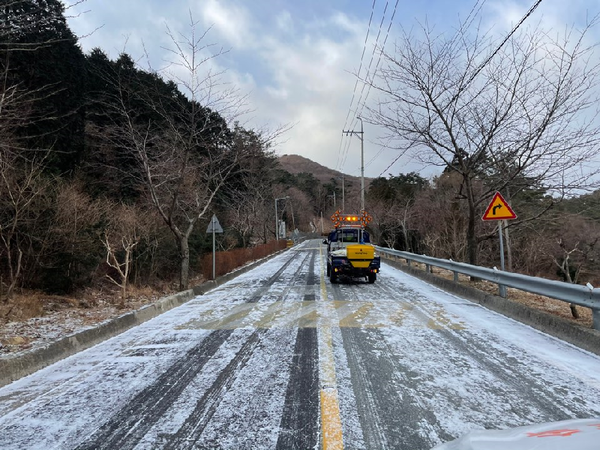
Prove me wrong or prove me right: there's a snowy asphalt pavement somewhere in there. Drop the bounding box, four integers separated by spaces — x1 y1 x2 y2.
1 239 600 449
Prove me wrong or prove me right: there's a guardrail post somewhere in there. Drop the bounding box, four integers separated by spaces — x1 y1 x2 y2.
426 264 431 273
593 309 600 331
407 259 411 268
453 271 459 282
499 284 507 298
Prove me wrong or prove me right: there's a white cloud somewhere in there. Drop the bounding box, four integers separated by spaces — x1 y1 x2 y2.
65 1 401 176
65 0 600 180
276 11 294 33
200 0 253 49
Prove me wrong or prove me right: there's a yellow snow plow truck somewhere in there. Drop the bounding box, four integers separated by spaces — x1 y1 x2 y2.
323 211 380 284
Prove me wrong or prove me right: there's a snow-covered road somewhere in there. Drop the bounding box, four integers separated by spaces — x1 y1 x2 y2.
1 239 599 449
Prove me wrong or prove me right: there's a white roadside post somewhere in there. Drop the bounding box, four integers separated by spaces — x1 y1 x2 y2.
275 196 289 241
206 214 223 280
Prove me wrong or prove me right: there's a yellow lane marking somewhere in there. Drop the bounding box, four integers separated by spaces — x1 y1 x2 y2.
427 309 466 331
338 303 374 328
175 300 466 330
253 301 295 328
319 244 344 450
296 310 319 329
175 303 255 330
321 389 344 450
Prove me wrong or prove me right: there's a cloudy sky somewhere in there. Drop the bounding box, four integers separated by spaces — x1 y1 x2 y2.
64 0 600 179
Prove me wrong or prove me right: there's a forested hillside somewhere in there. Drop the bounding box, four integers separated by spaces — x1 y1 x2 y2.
0 1 348 304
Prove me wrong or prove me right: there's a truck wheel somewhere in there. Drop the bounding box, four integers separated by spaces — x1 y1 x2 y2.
368 273 376 284
326 263 331 277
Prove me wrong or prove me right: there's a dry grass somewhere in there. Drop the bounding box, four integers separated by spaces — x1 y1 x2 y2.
200 240 287 279
0 283 177 354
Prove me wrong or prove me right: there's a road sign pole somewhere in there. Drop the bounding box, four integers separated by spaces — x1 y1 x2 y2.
205 214 223 281
212 220 216 280
274 200 278 241
498 221 506 298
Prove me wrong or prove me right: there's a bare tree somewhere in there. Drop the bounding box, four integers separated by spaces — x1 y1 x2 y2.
369 17 600 265
93 17 250 290
102 204 147 302
0 152 51 300
226 191 266 248
223 128 278 247
542 214 600 318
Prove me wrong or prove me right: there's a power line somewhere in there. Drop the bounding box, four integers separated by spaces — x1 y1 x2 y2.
357 0 401 171
336 0 377 172
344 0 400 172
340 0 399 173
352 0 389 121
378 0 546 177
458 0 545 101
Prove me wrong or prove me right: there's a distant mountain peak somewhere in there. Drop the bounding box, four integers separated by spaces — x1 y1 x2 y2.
277 154 371 186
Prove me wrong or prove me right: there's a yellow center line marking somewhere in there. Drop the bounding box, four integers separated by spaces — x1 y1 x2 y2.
319 244 344 450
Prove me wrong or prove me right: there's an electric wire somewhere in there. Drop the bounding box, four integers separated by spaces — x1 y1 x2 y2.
335 0 377 172
352 1 389 121
340 0 399 172
377 0 545 177
448 0 545 109
341 2 389 171
344 0 400 173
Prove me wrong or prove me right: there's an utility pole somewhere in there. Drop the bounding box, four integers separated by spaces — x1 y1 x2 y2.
342 175 345 212
342 117 365 211
335 175 345 211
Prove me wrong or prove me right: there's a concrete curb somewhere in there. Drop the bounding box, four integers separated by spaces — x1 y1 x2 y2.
383 256 600 356
0 250 286 388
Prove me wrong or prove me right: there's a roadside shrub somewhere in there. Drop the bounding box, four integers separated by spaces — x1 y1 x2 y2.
200 240 287 280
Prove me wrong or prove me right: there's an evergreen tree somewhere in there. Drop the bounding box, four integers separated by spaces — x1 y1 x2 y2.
1 0 86 175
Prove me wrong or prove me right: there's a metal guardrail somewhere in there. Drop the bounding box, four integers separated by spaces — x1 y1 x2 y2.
375 246 600 331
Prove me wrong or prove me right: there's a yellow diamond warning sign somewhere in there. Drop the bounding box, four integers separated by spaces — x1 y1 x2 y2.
482 192 517 221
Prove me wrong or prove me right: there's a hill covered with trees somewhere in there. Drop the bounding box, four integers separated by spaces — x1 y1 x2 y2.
0 1 353 306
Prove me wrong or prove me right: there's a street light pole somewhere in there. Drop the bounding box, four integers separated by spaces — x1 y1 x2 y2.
275 199 278 241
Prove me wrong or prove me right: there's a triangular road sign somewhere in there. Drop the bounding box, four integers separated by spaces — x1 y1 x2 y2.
482 192 517 221
206 214 224 233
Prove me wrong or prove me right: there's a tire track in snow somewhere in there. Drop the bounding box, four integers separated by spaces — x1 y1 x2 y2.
245 250 303 303
74 329 234 450
340 326 450 450
74 250 306 449
275 327 319 450
163 330 264 449
376 277 598 422
276 247 320 449
327 272 450 448
163 247 319 448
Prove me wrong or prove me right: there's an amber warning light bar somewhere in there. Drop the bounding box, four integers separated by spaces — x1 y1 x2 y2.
331 210 372 228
